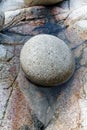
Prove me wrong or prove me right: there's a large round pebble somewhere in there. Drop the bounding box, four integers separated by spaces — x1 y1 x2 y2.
0 11 5 31
24 0 63 6
20 34 75 86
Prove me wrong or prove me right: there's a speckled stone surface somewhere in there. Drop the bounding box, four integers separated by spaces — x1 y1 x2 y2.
20 34 75 86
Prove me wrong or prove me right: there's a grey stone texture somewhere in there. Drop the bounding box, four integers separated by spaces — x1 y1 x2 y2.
20 34 75 86
0 11 5 31
0 45 7 60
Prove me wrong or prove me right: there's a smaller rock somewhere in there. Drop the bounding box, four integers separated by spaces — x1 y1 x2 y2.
24 0 63 6
0 11 5 31
65 20 87 44
20 34 75 86
65 6 87 26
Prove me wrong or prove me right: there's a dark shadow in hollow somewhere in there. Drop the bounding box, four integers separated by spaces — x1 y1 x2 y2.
22 70 75 129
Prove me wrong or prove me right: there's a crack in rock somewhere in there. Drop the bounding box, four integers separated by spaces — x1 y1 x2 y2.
0 76 17 126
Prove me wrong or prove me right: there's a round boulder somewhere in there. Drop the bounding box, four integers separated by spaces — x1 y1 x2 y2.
24 0 63 6
20 34 75 86
0 11 5 31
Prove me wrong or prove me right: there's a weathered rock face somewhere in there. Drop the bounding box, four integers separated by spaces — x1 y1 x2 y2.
20 34 75 86
0 11 5 31
24 0 63 6
0 0 25 12
0 45 7 60
1 1 87 130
